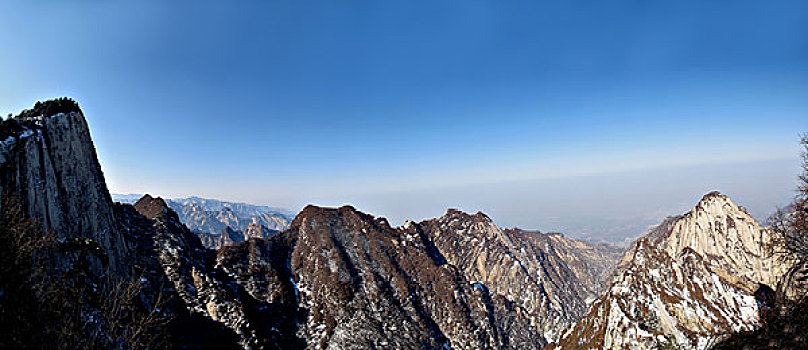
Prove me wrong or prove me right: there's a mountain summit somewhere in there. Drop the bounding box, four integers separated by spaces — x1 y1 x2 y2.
0 99 128 274
553 191 785 350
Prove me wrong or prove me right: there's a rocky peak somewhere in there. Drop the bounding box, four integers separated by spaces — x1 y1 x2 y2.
442 207 493 223
430 208 505 247
655 191 782 287
553 192 784 350
0 99 127 274
275 204 522 348
134 194 178 221
290 204 383 235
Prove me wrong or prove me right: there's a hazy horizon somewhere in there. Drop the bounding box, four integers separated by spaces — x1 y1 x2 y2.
111 156 801 242
4 1 807 241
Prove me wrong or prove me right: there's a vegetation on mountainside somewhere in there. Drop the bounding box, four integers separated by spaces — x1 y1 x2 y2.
21 97 81 119
768 134 808 298
1 98 81 140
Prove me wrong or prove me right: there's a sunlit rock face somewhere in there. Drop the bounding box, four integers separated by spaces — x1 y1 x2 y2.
658 192 784 288
552 192 786 350
0 104 128 274
417 209 624 343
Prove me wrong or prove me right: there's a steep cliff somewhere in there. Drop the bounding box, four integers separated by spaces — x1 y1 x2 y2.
552 192 786 350
0 100 249 349
0 99 128 274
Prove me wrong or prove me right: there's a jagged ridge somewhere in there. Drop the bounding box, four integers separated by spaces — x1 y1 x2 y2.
553 192 786 350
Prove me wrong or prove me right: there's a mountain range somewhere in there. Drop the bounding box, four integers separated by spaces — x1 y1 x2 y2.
0 99 797 349
112 194 292 249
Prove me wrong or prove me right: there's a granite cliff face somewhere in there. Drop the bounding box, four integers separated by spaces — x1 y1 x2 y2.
417 209 624 342
552 192 786 350
0 100 128 274
0 101 251 348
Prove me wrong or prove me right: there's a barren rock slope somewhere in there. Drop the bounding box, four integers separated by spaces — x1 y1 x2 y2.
552 192 785 350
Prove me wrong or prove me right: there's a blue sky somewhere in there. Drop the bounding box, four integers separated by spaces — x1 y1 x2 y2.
1 1 806 239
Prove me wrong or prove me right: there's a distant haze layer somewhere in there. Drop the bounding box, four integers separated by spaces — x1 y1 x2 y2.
113 157 799 243
296 158 799 242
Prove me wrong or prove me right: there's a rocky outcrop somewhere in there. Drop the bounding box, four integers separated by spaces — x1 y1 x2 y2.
289 205 516 349
417 209 624 342
657 192 783 288
0 100 128 274
113 199 243 349
129 195 262 347
552 192 786 350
